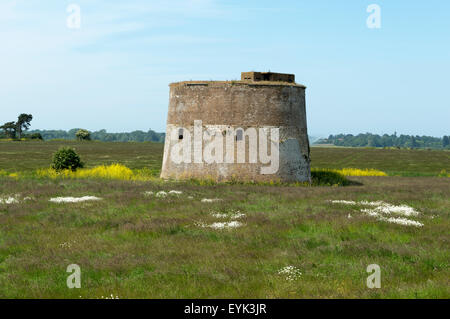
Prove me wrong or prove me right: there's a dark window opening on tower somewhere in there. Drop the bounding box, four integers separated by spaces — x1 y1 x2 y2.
236 129 243 141
178 128 183 140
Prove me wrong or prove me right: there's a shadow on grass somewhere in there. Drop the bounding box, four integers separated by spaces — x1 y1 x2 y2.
311 170 363 187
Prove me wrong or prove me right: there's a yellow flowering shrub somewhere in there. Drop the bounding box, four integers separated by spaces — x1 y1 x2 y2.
438 169 450 177
36 164 155 181
8 173 19 179
0 170 19 179
318 168 388 177
336 168 387 176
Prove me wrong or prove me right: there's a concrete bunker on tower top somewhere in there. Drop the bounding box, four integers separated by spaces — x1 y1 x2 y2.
241 71 295 83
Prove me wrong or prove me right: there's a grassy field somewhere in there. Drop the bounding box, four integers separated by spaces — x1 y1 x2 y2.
0 140 163 174
0 140 449 176
311 147 450 177
0 140 449 298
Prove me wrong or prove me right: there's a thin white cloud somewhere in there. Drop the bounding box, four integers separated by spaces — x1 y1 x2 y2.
0 0 227 55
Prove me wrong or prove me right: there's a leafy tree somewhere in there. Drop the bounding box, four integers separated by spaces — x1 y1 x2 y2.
30 132 43 140
411 136 418 148
443 135 450 148
52 147 84 171
75 129 91 141
16 114 33 139
0 122 17 139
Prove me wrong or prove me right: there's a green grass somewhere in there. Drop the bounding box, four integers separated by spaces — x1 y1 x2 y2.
0 140 163 174
310 170 353 186
1 141 448 177
310 147 450 177
0 141 449 298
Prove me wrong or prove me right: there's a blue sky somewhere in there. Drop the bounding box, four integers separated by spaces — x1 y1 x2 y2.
1 0 449 137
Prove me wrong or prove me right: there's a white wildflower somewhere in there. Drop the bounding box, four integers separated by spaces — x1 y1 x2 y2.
201 198 222 203
59 240 77 248
330 200 357 205
196 220 243 229
0 196 19 204
194 221 207 228
211 212 228 218
360 208 381 217
331 199 423 227
194 221 205 227
100 294 119 299
155 191 168 198
278 266 302 281
49 196 102 203
231 212 246 219
211 210 245 219
370 203 420 217
209 221 243 229
149 190 182 198
379 216 423 227
0 194 35 204
360 200 386 206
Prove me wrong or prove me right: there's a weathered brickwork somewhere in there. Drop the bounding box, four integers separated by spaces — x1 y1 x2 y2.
160 73 311 182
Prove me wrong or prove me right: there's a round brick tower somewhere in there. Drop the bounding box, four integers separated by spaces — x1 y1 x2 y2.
160 72 311 182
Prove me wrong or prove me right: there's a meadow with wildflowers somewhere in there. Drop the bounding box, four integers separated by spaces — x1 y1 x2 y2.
0 140 448 298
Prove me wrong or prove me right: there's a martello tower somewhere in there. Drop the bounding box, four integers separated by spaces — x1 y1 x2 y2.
160 72 311 182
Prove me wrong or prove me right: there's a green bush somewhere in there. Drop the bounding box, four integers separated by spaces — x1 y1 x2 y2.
52 147 84 171
76 129 91 141
311 169 351 186
30 133 43 140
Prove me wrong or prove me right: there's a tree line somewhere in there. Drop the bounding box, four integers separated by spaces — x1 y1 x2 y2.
25 128 165 143
0 114 165 142
315 133 450 149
